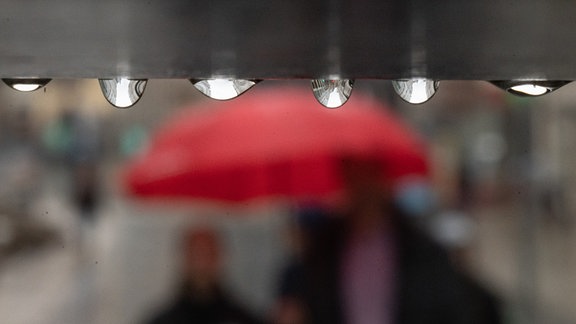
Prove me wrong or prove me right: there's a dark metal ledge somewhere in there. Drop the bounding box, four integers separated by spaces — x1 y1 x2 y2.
1 0 575 80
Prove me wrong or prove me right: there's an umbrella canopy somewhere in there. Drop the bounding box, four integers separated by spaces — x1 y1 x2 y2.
123 87 428 204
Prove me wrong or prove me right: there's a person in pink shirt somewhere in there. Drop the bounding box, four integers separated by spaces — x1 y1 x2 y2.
274 156 501 324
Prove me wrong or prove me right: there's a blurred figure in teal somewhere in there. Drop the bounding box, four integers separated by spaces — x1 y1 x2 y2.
46 109 102 224
119 123 148 158
146 226 263 324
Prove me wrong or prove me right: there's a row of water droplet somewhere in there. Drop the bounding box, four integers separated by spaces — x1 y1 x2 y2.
1 78 570 109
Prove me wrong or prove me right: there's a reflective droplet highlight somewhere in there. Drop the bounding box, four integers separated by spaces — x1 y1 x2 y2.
190 79 259 100
510 84 548 96
310 79 354 108
99 78 147 108
392 78 438 104
3 78 51 92
490 80 571 97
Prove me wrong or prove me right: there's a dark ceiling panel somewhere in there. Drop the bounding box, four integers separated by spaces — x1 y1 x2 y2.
0 0 574 79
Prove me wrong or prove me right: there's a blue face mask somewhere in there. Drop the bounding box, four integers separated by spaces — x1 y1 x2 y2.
394 180 435 218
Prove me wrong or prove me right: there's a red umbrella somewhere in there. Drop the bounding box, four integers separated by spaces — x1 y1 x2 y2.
123 87 428 204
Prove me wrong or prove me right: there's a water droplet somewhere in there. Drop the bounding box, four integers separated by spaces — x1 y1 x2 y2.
3 78 51 92
190 79 259 100
392 78 438 104
99 78 147 108
490 80 571 97
310 79 354 108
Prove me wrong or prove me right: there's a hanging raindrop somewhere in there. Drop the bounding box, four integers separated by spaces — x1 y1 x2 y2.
310 79 354 108
190 79 260 100
99 78 147 108
392 78 438 104
490 80 571 97
3 78 51 92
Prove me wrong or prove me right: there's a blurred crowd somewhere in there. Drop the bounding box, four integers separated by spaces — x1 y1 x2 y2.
142 155 502 324
2 80 576 324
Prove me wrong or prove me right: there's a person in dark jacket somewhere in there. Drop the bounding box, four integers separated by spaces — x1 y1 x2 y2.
148 283 260 324
147 226 262 324
274 156 502 324
288 208 502 324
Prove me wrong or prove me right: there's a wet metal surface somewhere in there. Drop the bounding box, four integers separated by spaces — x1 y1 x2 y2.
0 0 575 79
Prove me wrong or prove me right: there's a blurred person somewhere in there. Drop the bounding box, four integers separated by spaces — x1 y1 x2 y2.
146 226 263 324
64 111 102 224
45 109 102 251
273 204 324 324
0 108 42 215
45 109 102 221
273 156 501 324
0 107 56 254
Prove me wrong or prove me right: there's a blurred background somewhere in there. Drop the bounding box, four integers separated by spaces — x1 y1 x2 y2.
0 79 575 324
